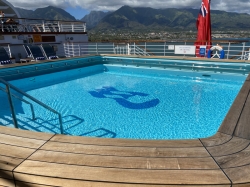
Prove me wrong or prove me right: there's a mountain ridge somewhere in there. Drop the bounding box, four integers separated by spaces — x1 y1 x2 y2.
81 11 111 29
15 5 250 31
93 5 250 31
16 6 76 21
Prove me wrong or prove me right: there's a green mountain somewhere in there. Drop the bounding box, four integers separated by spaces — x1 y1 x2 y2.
93 5 250 31
16 6 76 21
15 5 250 31
81 11 111 29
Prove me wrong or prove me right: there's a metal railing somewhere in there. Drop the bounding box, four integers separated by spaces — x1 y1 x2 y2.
61 41 250 61
0 86 36 120
131 44 151 56
0 78 64 134
1 17 86 33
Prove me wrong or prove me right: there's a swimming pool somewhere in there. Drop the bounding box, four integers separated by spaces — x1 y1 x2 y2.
0 57 247 139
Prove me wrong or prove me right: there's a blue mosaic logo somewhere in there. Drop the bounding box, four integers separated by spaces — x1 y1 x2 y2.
89 86 160 109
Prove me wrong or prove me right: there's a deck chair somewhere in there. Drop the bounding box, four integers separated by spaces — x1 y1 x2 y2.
24 45 46 61
23 44 33 58
0 46 12 65
40 44 59 59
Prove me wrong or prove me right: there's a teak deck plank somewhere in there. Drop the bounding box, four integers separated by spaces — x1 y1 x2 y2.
0 143 35 159
206 136 250 157
0 133 48 149
234 91 250 139
0 177 15 187
14 173 231 187
224 164 250 184
219 80 250 135
214 145 250 169
16 181 58 187
29 150 219 169
233 184 250 187
40 141 209 157
0 170 13 180
0 126 54 140
14 160 229 185
0 155 23 171
51 134 202 147
200 132 232 147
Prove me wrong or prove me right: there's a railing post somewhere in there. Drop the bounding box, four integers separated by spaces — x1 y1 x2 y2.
72 43 74 57
96 43 98 54
127 43 130 55
227 42 231 59
6 85 18 129
164 42 166 56
72 23 74 32
184 41 187 57
248 48 250 60
241 42 246 60
78 44 80 56
58 21 61 32
134 42 135 55
83 23 86 32
42 20 45 32
8 44 12 58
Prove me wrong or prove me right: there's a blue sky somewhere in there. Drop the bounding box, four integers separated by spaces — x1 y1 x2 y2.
8 0 250 20
65 6 90 20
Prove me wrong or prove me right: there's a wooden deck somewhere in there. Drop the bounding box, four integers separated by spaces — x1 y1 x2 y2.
0 69 250 186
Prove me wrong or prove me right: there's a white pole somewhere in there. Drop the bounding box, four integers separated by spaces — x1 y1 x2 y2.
241 42 245 60
227 42 231 59
127 43 130 55
248 48 250 60
134 42 135 55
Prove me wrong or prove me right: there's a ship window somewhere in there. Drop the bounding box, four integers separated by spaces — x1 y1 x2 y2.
41 36 56 42
0 35 4 40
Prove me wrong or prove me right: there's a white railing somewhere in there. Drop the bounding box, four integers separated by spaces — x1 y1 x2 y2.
1 17 86 33
62 41 250 61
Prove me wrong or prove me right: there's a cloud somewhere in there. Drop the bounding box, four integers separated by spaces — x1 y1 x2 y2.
7 0 250 14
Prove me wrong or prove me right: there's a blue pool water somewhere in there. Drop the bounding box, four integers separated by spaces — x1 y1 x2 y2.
0 64 246 139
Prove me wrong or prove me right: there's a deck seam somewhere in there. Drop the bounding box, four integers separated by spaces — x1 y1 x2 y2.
18 159 222 170
0 141 45 150
203 133 234 147
199 138 232 186
30 148 211 158
12 134 56 185
46 139 204 148
211 141 250 158
0 131 53 141
13 171 231 186
36 148 210 158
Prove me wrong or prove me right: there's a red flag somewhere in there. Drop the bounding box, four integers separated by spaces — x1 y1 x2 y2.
195 0 212 57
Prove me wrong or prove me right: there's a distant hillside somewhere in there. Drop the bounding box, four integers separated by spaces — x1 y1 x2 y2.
81 11 111 29
92 5 250 31
16 6 76 21
16 5 250 31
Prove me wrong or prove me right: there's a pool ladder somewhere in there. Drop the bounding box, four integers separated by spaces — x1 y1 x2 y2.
0 78 64 134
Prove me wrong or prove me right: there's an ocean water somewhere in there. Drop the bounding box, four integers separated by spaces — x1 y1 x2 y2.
0 64 246 139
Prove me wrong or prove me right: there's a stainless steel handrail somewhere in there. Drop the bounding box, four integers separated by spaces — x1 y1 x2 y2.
0 86 36 120
0 78 64 134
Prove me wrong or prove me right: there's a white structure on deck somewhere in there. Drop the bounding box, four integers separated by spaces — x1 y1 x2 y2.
0 0 88 62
